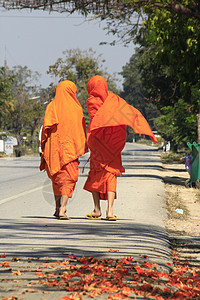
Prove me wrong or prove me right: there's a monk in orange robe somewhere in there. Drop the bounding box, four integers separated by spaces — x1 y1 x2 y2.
84 75 157 221
40 80 88 219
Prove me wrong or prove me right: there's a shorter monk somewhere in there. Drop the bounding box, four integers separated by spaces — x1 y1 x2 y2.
40 80 87 219
84 75 157 221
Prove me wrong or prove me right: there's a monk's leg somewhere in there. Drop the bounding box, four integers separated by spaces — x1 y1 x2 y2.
107 191 115 218
59 195 69 217
91 191 101 217
54 195 61 216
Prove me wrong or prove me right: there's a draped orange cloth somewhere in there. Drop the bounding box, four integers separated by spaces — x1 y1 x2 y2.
40 80 88 196
84 75 157 200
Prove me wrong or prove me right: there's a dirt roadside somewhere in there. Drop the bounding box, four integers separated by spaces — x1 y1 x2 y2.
162 159 200 267
163 161 200 236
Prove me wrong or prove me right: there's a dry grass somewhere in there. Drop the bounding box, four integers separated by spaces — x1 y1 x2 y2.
195 190 200 203
166 188 190 220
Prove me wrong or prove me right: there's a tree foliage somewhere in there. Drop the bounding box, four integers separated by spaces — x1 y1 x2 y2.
140 3 200 95
0 67 14 131
2 0 200 147
0 66 47 149
121 45 200 148
154 98 197 150
120 49 160 128
47 48 119 123
2 1 200 20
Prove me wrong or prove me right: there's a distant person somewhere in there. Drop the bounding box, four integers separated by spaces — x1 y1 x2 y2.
84 75 157 221
40 80 88 219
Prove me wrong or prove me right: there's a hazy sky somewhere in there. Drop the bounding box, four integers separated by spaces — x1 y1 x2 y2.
0 8 135 89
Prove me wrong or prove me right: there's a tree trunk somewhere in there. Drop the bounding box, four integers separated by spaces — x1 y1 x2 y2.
197 105 200 144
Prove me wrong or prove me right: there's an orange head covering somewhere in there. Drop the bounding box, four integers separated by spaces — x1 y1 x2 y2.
87 75 158 144
86 75 108 119
40 80 88 176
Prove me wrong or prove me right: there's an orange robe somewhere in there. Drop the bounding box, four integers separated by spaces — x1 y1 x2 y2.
84 75 157 200
40 80 88 196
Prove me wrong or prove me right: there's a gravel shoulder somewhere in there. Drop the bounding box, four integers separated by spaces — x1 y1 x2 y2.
162 160 200 268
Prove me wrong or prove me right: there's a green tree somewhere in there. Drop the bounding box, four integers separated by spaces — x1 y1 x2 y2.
139 3 200 94
120 45 200 149
154 98 197 151
135 18 200 147
120 49 160 127
47 48 119 123
0 67 14 131
6 66 46 147
3 1 200 85
3 0 200 144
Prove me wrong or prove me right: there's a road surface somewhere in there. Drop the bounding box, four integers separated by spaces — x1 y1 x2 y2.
0 143 171 268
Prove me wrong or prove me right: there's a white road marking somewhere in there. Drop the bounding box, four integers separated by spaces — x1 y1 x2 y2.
0 184 51 205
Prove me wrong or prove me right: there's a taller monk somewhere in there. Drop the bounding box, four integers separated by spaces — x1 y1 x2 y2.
84 75 157 221
40 80 88 219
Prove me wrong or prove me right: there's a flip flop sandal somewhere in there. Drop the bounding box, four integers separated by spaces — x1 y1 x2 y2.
85 212 101 220
59 215 71 220
53 212 59 218
106 215 117 221
54 209 67 218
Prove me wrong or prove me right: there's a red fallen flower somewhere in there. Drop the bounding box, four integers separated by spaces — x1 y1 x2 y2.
63 292 84 300
120 258 130 264
77 256 89 263
12 257 21 261
3 297 18 300
135 267 145 275
158 272 170 280
121 286 132 296
107 293 124 300
44 265 49 268
1 261 11 268
67 285 75 292
35 272 46 277
140 283 153 292
83 283 96 291
0 253 6 258
12 268 22 276
142 262 155 269
46 279 59 286
47 273 56 277
25 289 36 293
62 273 72 280
68 255 76 259
162 287 172 295
101 284 119 293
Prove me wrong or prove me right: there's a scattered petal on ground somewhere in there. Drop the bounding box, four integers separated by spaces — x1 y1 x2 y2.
0 248 200 299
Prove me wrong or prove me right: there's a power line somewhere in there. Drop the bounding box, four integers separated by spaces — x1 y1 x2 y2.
0 14 84 18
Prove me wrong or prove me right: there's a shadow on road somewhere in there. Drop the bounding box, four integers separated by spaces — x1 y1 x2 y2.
170 234 200 268
0 218 172 273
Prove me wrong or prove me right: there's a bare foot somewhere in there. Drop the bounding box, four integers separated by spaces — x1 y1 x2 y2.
106 209 115 219
59 207 68 217
91 210 101 217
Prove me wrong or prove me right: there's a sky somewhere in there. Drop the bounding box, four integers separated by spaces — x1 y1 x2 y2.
0 8 135 89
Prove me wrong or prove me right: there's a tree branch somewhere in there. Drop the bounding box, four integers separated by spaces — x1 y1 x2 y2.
1 0 200 20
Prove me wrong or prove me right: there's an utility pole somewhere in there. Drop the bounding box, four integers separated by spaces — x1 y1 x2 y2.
4 45 7 77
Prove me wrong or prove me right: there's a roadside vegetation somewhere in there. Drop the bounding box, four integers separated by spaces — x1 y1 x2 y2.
1 1 200 156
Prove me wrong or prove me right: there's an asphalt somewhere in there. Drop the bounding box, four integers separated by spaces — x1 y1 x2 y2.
0 142 172 299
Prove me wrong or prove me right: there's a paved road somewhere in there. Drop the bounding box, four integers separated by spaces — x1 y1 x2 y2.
0 143 171 270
